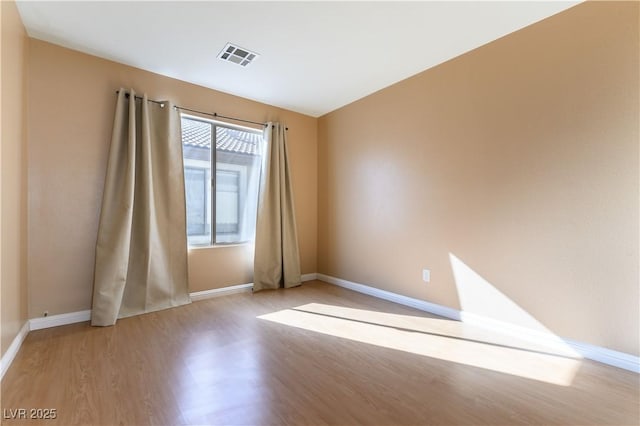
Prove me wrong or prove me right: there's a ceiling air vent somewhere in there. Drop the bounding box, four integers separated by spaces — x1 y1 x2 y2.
217 43 259 67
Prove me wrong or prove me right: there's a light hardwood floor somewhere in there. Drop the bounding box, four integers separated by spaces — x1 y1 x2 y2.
1 280 638 425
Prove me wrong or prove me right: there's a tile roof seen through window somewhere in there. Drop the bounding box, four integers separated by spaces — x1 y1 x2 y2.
181 117 261 155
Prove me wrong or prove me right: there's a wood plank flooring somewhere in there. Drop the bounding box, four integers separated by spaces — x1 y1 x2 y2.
1 280 638 425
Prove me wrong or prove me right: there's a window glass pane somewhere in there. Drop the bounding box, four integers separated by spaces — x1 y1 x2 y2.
216 170 240 235
185 168 207 234
215 126 262 244
182 118 212 246
181 116 262 246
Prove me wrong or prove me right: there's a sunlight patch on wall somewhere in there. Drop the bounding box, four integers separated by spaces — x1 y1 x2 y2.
449 253 548 330
258 303 581 386
449 253 581 357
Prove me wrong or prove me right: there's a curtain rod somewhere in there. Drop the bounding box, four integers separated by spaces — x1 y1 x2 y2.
116 90 272 128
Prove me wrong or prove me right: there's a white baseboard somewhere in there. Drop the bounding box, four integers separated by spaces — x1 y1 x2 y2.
1 321 29 380
29 310 91 331
25 283 257 332
301 273 317 282
317 273 461 321
563 338 639 373
190 283 253 301
317 273 639 374
24 275 318 330
191 274 316 302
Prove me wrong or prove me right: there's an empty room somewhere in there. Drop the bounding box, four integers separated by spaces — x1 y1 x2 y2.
1 0 638 425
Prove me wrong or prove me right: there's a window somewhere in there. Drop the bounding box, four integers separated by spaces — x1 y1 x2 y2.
181 116 262 246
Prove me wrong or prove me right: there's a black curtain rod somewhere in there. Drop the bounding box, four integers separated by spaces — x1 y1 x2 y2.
176 105 267 128
117 90 165 106
116 90 273 128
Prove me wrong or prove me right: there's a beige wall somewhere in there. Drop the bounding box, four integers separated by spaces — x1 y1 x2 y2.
10 0 639 359
27 40 317 317
1 0 29 356
318 1 639 356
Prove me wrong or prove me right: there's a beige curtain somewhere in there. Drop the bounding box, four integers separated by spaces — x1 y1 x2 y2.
91 89 191 326
253 123 301 291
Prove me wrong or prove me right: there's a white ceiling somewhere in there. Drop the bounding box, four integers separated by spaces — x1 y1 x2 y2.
16 1 580 117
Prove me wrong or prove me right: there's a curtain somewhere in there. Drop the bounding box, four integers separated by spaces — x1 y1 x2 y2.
91 89 191 326
253 123 301 291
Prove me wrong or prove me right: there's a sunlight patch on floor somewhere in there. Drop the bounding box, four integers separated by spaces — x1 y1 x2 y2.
258 303 582 386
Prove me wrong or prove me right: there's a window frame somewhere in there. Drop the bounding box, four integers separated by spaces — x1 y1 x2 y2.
183 165 211 244
215 165 245 236
181 113 263 247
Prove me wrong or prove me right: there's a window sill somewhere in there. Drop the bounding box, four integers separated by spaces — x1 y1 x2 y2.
188 242 252 251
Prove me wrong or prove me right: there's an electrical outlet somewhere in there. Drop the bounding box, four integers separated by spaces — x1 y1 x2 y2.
422 269 430 283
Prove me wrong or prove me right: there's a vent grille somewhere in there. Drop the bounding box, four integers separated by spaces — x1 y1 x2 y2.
217 43 259 67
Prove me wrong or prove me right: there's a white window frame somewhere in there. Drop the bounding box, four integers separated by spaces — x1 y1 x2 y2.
215 162 248 241
183 160 211 245
181 113 262 247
